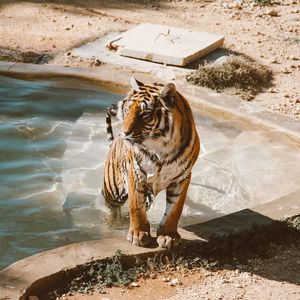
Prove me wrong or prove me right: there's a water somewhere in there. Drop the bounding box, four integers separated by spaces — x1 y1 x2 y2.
1 75 300 270
0 75 123 270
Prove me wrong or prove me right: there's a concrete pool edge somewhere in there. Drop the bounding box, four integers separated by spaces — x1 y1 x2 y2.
0 61 300 299
0 62 299 145
1 191 299 300
0 238 161 300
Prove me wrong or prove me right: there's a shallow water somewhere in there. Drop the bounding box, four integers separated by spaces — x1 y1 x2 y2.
0 75 300 270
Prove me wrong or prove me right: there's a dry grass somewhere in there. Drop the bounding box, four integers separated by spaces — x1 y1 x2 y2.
186 55 273 101
45 215 300 298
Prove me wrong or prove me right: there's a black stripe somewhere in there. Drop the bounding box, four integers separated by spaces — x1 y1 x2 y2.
139 166 147 177
164 111 170 133
167 131 192 164
105 160 113 197
171 159 194 182
166 197 176 204
154 110 162 129
111 155 119 199
167 98 193 164
139 147 159 163
106 126 113 134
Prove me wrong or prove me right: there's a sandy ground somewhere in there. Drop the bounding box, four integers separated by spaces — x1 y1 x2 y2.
0 0 299 119
0 1 300 299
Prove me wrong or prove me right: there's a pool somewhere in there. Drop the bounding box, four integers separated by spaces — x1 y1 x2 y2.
0 75 300 270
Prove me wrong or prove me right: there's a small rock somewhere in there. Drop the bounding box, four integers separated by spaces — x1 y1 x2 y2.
150 273 157 279
169 278 181 286
250 2 258 7
288 55 298 60
282 67 291 74
65 27 71 31
228 2 242 9
93 59 102 66
269 57 279 64
130 282 140 287
284 93 291 98
162 277 170 282
267 9 279 17
235 283 243 288
268 87 278 93
220 279 227 284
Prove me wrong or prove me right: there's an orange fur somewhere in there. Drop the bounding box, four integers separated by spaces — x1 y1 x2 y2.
102 79 200 249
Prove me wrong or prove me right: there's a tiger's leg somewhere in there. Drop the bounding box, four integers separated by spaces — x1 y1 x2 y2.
127 167 152 247
157 174 191 249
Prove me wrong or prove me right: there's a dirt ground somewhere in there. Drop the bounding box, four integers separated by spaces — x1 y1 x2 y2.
0 0 299 119
54 240 300 300
0 1 300 299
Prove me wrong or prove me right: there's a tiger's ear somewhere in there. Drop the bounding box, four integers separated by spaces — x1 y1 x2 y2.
130 77 144 91
160 83 176 106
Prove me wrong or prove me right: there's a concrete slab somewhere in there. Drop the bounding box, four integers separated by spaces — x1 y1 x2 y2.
111 23 224 66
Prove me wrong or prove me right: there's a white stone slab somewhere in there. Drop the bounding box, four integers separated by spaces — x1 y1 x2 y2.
111 23 224 66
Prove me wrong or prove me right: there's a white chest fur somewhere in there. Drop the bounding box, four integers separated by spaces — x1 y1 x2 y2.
137 154 183 196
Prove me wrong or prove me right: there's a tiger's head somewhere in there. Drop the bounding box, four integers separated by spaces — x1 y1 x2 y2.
118 77 176 144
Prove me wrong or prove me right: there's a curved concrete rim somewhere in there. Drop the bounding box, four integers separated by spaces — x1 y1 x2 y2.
0 61 299 299
0 61 299 145
1 190 299 299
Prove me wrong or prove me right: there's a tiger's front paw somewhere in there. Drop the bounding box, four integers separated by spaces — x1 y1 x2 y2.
157 232 181 249
127 229 152 247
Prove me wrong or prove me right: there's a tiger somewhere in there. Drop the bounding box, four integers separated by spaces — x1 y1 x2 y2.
102 77 200 249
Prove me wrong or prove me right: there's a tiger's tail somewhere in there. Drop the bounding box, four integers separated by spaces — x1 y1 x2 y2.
106 104 118 145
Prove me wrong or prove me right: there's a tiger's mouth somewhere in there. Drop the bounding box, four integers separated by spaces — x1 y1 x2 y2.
123 132 144 144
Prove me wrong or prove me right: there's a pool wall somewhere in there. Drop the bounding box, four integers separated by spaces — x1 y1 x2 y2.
0 62 299 300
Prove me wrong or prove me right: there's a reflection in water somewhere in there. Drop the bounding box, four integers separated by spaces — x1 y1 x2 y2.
1 75 300 270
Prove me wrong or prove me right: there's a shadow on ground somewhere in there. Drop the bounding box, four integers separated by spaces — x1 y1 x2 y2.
21 210 300 299
0 0 168 10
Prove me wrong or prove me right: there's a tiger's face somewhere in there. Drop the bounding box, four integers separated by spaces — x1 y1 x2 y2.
119 77 175 144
